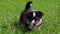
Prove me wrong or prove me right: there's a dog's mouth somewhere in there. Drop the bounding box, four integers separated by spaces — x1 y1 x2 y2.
27 18 42 29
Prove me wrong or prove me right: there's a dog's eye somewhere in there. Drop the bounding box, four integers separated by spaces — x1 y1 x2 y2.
36 17 38 19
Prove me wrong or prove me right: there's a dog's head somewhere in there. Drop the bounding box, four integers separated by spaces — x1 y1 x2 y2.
25 10 44 29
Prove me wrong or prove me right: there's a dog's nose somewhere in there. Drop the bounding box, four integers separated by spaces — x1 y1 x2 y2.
33 23 36 26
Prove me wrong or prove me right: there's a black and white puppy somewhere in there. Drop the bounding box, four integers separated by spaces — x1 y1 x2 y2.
19 1 44 29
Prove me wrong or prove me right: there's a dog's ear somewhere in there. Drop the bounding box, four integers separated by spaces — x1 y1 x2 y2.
38 11 44 16
37 11 44 18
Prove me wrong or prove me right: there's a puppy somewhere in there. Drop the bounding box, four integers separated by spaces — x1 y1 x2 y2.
19 1 44 30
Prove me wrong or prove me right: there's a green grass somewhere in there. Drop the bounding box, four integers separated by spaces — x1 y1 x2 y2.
0 0 60 34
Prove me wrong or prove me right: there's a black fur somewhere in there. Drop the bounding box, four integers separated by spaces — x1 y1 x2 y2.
19 1 44 30
25 1 32 10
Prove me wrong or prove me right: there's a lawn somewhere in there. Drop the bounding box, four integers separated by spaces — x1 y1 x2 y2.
0 0 60 34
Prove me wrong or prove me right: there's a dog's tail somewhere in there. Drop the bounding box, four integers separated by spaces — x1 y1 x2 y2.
25 1 32 10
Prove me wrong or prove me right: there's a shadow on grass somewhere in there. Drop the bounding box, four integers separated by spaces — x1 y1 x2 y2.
13 21 32 34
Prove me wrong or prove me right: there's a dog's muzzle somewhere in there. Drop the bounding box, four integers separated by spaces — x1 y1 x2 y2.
31 18 42 27
31 20 36 26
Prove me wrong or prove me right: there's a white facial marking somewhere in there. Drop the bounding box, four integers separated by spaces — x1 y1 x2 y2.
31 20 35 26
32 20 35 23
33 12 36 17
